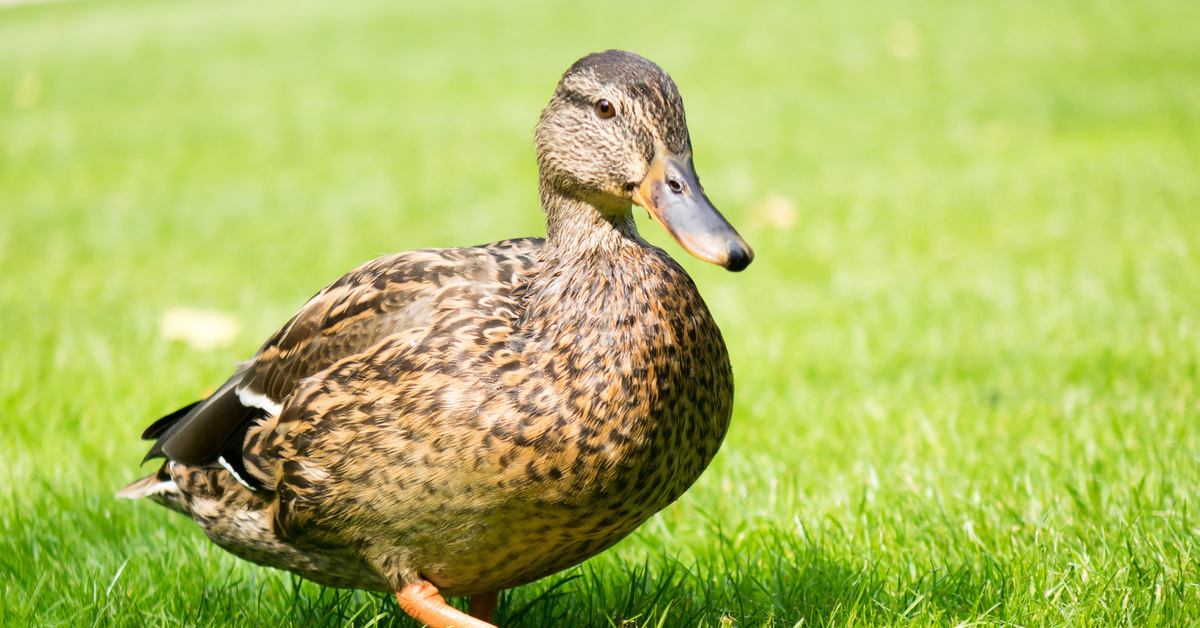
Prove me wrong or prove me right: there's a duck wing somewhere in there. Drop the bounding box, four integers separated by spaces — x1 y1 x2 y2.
140 237 543 472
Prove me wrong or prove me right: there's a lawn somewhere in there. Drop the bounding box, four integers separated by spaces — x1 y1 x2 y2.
2 0 1199 625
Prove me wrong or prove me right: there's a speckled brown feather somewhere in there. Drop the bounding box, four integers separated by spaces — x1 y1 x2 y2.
122 49 746 611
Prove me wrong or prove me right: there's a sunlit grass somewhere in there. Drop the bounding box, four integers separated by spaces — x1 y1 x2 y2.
2 0 1198 625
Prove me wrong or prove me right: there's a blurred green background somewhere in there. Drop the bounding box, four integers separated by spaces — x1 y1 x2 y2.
2 0 1198 625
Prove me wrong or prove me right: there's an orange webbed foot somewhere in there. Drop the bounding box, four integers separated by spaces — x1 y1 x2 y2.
396 580 497 628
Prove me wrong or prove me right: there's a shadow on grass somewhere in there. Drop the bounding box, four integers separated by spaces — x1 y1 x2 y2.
495 523 1013 628
240 521 1015 628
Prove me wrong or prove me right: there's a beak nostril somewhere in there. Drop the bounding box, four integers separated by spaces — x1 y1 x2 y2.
666 177 685 194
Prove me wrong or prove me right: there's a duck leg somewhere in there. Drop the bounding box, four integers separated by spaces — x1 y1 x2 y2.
468 591 499 622
396 581 496 628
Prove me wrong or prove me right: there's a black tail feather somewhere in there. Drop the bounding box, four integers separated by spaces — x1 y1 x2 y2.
141 400 203 440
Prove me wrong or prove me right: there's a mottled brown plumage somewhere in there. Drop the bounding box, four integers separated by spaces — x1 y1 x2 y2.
120 50 752 627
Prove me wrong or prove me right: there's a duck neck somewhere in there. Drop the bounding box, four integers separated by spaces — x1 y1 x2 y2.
518 184 664 337
538 184 644 271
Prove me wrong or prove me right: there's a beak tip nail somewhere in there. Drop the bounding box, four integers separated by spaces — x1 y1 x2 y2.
723 242 753 272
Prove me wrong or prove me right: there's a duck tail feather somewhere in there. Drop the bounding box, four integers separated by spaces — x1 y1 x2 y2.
116 464 190 515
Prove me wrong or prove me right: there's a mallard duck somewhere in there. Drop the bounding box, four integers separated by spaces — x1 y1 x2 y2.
120 50 752 628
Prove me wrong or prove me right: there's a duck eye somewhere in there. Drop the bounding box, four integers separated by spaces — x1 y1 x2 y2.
595 99 616 119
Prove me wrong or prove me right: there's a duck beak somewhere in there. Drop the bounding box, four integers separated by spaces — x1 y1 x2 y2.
632 151 754 271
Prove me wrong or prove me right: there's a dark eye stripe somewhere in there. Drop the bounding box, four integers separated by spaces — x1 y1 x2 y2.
557 88 595 111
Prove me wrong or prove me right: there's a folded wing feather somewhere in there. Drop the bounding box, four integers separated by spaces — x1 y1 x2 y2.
142 238 543 472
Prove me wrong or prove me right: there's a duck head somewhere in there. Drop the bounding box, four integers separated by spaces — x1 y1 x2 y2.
535 50 753 272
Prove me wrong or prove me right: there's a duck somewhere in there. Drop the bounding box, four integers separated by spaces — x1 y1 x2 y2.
119 49 752 628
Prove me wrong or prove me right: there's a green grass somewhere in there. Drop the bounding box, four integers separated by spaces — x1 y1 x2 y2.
2 0 1199 625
